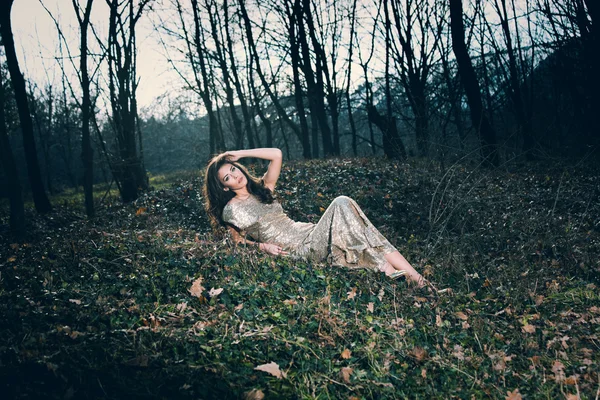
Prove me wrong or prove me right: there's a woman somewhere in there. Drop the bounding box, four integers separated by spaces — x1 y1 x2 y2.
203 148 428 287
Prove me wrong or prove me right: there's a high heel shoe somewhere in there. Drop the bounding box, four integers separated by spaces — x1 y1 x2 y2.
388 271 409 280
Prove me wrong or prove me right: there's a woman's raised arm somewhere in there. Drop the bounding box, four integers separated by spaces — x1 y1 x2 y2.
223 148 282 191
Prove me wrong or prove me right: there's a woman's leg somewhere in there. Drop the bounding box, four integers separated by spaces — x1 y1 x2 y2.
383 251 425 287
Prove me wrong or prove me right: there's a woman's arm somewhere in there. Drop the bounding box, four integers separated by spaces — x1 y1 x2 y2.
227 225 288 256
224 148 282 191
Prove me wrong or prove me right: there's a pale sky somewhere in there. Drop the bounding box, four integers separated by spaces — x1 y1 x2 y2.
11 0 173 111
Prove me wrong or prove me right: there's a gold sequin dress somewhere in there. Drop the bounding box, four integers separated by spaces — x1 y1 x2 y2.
222 195 396 272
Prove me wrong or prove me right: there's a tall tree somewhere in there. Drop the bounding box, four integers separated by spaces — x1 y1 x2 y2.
73 0 95 217
345 0 359 156
284 0 311 157
449 0 499 166
0 60 25 236
105 0 150 202
492 0 535 160
204 0 244 147
0 0 52 213
223 0 255 148
238 0 308 156
365 0 406 160
389 0 441 157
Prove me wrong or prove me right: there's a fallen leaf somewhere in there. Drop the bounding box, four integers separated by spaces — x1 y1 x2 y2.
421 368 427 378
455 312 468 320
341 348 352 359
69 299 82 305
505 389 522 400
410 346 427 361
436 314 443 327
346 287 357 300
7 256 16 263
340 367 353 383
522 324 536 334
136 207 147 216
565 395 578 400
254 362 286 379
235 303 244 311
564 375 578 385
367 302 374 313
377 288 385 301
209 287 223 297
552 360 566 382
244 389 265 400
189 277 205 298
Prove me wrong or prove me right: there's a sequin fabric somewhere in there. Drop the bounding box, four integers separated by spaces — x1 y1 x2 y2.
222 195 396 272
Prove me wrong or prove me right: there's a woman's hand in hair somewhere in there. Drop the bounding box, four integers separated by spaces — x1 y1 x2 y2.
223 151 242 162
259 243 288 256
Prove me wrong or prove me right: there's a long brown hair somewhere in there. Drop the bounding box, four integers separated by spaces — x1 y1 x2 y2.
203 154 275 229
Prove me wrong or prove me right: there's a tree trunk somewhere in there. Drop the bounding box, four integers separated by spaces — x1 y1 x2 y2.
205 0 244 148
238 0 305 153
496 0 534 160
0 0 52 213
0 60 25 237
302 0 334 156
189 0 223 154
346 0 358 156
224 0 255 148
285 0 311 158
74 0 95 217
449 0 499 167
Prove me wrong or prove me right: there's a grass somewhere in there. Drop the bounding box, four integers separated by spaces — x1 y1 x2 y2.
0 157 598 399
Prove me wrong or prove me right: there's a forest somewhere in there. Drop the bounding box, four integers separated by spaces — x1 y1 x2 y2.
0 0 598 398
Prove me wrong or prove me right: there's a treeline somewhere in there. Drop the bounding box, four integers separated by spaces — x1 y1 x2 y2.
0 0 596 236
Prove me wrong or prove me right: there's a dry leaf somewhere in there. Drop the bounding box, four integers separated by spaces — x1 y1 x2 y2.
244 389 265 400
436 314 443 327
209 287 223 297
176 303 188 312
136 207 147 216
377 288 385 301
367 302 374 313
189 277 205 298
564 375 578 385
455 311 468 320
411 347 427 361
346 287 357 300
69 299 82 305
421 368 427 378
341 348 352 359
505 389 522 400
254 362 286 379
7 256 16 262
235 303 244 311
552 360 566 382
340 367 353 383
522 324 536 334
565 395 579 400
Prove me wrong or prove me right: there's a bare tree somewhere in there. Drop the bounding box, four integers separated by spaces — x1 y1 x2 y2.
449 0 499 166
389 0 443 157
284 0 312 157
105 0 150 202
73 0 95 217
345 0 359 156
365 0 406 160
0 0 52 213
238 0 307 155
0 60 25 236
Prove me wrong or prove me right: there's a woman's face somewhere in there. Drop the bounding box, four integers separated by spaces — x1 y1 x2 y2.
217 163 247 192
